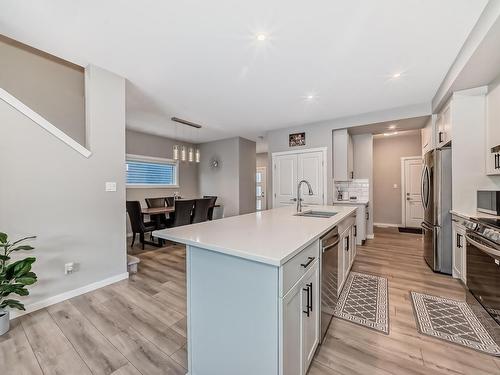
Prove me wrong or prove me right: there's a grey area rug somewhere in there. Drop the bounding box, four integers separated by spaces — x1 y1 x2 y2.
410 291 500 356
334 272 389 334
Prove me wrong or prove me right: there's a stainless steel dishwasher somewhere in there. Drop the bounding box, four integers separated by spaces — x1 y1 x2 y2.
320 226 339 342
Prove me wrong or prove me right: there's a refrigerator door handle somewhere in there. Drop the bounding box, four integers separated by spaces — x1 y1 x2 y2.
420 166 426 210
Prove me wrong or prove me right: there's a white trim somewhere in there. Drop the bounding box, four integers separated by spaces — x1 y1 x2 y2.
271 147 328 208
400 156 423 228
0 87 92 158
10 272 129 319
270 147 327 157
374 222 401 228
126 153 180 188
126 153 177 164
366 234 375 239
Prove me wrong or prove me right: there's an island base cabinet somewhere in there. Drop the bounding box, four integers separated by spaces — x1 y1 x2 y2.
282 260 320 375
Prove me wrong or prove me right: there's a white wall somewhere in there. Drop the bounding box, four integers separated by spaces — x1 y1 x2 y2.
0 65 127 314
452 87 500 214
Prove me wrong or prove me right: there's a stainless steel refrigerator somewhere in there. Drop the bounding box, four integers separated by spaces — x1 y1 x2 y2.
421 147 452 274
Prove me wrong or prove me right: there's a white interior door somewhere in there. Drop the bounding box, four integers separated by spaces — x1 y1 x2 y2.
297 151 324 205
256 167 267 211
403 157 423 228
273 154 297 207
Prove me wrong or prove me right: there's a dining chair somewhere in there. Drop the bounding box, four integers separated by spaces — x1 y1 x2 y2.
168 199 195 227
126 201 157 250
145 197 169 229
192 198 213 223
166 196 181 207
203 195 218 220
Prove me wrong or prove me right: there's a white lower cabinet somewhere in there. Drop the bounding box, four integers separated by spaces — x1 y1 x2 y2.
452 220 467 283
282 260 319 375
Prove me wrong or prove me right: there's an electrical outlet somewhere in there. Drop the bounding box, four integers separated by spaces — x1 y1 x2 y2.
65 262 75 275
105 182 117 192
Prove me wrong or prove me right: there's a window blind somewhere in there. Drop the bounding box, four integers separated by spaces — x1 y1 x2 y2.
126 158 176 186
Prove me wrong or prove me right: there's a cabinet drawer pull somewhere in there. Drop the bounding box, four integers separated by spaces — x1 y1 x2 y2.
438 132 443 143
308 282 313 313
302 285 311 317
300 256 315 268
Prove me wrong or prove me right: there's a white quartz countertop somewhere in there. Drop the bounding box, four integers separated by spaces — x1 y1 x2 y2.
153 205 357 266
333 200 369 205
450 210 500 220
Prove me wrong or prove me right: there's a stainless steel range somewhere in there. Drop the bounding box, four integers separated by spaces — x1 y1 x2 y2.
465 217 500 326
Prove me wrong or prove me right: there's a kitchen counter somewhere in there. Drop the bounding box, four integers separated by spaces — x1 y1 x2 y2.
450 210 500 220
333 200 369 205
153 204 357 266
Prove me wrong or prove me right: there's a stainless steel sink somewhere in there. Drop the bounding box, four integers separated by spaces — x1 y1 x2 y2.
295 210 337 218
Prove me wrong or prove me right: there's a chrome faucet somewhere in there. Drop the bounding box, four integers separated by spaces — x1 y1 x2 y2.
297 180 314 212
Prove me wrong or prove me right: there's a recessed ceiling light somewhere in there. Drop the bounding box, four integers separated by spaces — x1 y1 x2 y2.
383 131 399 136
388 124 397 130
306 94 315 100
256 33 267 41
392 72 402 79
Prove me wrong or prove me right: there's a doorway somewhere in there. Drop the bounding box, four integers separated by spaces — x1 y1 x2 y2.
401 156 423 228
256 167 267 211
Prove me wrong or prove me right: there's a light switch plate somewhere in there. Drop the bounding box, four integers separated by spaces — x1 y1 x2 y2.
105 182 117 192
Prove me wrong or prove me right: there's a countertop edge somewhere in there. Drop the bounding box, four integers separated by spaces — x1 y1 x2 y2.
154 206 357 267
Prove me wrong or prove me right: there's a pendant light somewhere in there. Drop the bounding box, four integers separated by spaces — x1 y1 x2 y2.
181 145 186 161
173 144 180 160
188 147 194 162
195 148 200 163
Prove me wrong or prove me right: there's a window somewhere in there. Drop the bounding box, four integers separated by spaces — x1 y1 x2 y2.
126 154 178 188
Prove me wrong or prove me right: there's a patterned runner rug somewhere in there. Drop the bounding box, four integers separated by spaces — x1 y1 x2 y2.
410 292 500 356
334 272 389 334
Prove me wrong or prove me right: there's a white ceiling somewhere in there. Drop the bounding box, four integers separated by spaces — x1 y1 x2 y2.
348 115 430 135
0 0 489 144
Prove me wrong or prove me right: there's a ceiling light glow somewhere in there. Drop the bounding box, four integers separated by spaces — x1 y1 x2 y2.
383 131 399 137
392 72 402 79
388 124 397 130
256 33 267 41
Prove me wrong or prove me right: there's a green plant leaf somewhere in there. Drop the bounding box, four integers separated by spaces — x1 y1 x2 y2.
0 255 10 261
6 257 36 279
11 245 35 251
0 233 7 244
0 299 25 310
15 276 37 285
11 236 36 246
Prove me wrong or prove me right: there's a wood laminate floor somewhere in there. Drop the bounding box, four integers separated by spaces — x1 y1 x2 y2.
1 228 500 374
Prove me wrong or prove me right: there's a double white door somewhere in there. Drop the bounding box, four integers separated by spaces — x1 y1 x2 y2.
273 150 325 208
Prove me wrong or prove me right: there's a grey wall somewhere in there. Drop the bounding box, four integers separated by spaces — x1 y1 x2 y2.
373 132 422 225
198 137 256 217
238 138 257 215
0 35 85 145
352 134 374 236
125 129 199 202
0 65 126 313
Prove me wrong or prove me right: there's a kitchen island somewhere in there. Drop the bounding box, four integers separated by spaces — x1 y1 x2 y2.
154 205 357 375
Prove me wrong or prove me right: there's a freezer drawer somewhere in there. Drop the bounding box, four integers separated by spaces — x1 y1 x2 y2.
422 221 437 271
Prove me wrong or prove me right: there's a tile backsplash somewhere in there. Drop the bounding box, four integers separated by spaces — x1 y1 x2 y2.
334 179 369 201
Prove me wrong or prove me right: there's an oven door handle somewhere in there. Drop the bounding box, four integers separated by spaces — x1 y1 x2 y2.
466 235 500 258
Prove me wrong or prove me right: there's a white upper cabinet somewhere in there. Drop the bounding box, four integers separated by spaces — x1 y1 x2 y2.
436 100 452 148
421 115 436 155
486 80 500 175
333 129 354 181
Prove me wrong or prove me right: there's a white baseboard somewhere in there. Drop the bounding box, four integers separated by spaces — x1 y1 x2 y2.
10 272 129 319
366 234 375 239
374 222 401 228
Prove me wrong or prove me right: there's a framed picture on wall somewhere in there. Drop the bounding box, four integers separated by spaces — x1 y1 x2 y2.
289 132 305 147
